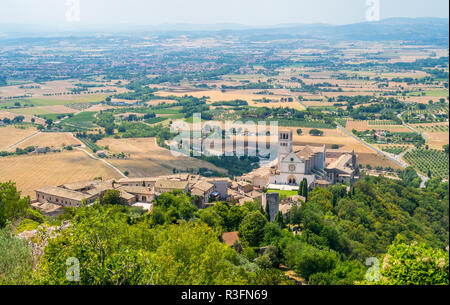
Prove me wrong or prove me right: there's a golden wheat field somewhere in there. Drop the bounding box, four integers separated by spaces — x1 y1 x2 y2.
156 89 306 110
97 137 227 177
0 150 122 198
0 126 39 151
16 132 82 150
411 123 449 150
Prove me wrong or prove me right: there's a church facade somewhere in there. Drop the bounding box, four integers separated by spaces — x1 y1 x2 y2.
269 130 359 187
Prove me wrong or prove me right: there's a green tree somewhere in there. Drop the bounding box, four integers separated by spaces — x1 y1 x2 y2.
284 241 337 280
0 182 30 228
34 206 250 285
368 241 449 285
0 226 34 284
102 190 122 205
274 211 285 228
238 211 268 247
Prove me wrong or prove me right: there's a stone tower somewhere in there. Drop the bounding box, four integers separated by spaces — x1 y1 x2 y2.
262 192 279 222
278 130 293 157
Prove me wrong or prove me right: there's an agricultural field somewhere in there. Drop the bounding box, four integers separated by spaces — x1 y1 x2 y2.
61 112 97 128
412 123 449 133
0 150 122 198
0 110 45 124
0 79 126 100
406 89 449 97
345 120 410 132
1 95 111 117
0 125 39 151
14 95 110 106
156 89 306 110
379 145 411 155
412 123 450 150
15 132 82 150
5 107 56 116
96 137 227 177
423 131 450 150
402 103 449 123
403 149 449 179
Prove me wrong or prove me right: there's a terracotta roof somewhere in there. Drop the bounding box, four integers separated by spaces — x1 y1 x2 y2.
119 190 136 201
155 179 188 190
117 186 154 195
239 196 254 205
118 177 158 183
327 154 353 174
294 146 315 159
222 232 240 246
191 188 206 197
31 201 63 214
164 173 190 181
242 166 271 179
61 180 98 191
192 181 214 192
238 181 251 187
86 180 115 195
35 186 94 201
249 190 262 199
205 177 231 183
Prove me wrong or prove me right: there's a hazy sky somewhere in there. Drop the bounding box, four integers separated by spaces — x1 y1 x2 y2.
0 0 448 26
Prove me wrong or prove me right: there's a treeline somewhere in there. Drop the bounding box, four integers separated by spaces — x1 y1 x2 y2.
221 82 274 90
212 99 248 107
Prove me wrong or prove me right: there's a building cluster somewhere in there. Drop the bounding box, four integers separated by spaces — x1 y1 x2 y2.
265 131 359 189
32 174 230 216
32 130 360 220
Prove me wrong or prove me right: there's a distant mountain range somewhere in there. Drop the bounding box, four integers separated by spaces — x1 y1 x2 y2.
0 18 448 44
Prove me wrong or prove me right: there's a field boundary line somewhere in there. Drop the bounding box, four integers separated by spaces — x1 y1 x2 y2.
6 131 42 151
74 147 127 178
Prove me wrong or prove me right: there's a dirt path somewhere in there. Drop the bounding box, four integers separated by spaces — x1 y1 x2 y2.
74 147 127 178
6 131 41 151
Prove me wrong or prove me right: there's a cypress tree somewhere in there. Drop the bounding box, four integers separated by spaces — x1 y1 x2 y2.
265 202 271 222
274 211 284 228
301 178 308 197
298 181 303 196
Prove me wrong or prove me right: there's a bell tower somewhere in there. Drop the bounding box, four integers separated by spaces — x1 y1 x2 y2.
278 130 293 157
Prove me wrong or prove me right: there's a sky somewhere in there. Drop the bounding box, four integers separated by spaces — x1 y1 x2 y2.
0 0 448 27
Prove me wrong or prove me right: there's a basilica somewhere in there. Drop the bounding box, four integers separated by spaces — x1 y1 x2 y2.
269 130 360 188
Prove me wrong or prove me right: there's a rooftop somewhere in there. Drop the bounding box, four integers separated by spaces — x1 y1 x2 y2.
31 201 63 214
35 186 95 202
221 232 240 246
294 145 324 160
192 181 214 192
118 177 158 183
327 154 354 174
117 185 154 195
155 179 189 190
61 180 99 191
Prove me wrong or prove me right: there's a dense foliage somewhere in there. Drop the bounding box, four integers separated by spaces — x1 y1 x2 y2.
361 238 449 285
0 175 448 285
34 204 287 285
